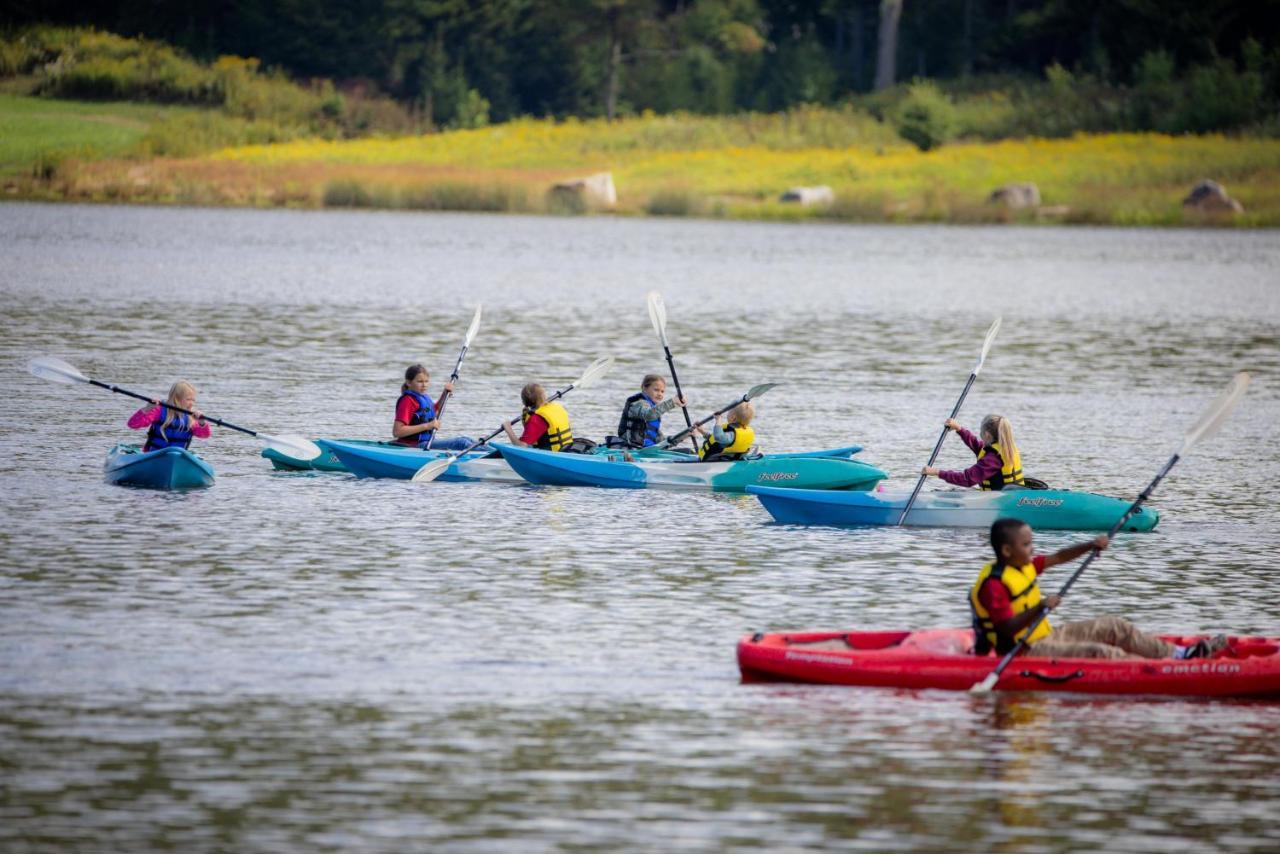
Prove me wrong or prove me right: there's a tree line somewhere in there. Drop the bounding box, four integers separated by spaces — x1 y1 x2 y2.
8 0 1279 130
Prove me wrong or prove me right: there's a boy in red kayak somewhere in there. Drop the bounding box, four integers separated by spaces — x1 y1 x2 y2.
972 518 1227 660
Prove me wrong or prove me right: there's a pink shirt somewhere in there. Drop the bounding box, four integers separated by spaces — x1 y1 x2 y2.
127 405 212 439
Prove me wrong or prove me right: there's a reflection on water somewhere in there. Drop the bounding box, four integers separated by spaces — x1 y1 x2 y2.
1 203 1278 850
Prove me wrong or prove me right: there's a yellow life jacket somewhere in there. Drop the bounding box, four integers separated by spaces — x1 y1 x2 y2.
976 441 1024 491
698 421 755 460
523 401 572 452
969 561 1052 655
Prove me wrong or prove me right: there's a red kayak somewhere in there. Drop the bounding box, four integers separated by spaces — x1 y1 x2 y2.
737 629 1280 698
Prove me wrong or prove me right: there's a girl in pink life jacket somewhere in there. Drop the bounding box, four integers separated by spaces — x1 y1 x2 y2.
393 364 475 452
126 380 212 452
922 413 1025 490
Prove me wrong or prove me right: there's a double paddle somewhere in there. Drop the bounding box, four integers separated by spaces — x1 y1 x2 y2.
658 383 778 451
411 356 616 483
425 304 482 450
646 291 698 453
897 317 1002 526
970 371 1251 694
28 355 321 460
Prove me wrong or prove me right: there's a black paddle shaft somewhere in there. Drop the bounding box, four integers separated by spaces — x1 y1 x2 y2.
660 344 699 452
898 371 979 525
450 383 579 458
661 394 751 449
426 344 470 450
87 379 259 438
981 453 1180 687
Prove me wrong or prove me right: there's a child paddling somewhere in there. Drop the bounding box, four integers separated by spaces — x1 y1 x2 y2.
615 374 688 449
503 382 573 451
923 413 1023 490
972 518 1227 660
127 381 212 452
691 400 756 461
393 364 475 452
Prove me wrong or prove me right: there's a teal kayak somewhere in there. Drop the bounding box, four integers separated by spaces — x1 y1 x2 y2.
748 484 1159 531
263 439 385 472
104 443 215 490
497 444 887 492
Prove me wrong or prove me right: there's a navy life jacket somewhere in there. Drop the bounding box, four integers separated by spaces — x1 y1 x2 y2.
145 406 194 451
399 389 437 447
616 392 662 448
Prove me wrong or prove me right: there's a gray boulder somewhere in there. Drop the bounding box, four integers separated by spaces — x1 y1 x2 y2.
779 185 835 206
1182 180 1243 214
988 182 1040 209
549 172 617 210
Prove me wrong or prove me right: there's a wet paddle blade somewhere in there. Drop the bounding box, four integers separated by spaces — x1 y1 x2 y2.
28 355 90 385
1178 371 1250 457
646 291 669 345
969 673 999 695
972 316 1002 377
411 456 454 483
575 356 615 390
744 382 778 401
261 434 322 461
463 303 483 348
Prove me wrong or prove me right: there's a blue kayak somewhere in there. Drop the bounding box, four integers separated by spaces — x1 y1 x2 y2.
498 444 887 492
748 484 1159 531
319 439 522 483
104 443 215 490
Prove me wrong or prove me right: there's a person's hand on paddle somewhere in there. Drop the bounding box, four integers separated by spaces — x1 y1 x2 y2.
676 394 687 407
191 408 206 424
943 418 962 431
1043 594 1063 611
1092 535 1109 551
442 381 455 394
921 466 940 476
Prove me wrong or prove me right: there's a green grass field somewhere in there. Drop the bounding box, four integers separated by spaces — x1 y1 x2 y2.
0 94 202 176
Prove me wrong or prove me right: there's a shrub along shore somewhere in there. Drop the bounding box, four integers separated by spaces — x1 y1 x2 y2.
3 27 1277 226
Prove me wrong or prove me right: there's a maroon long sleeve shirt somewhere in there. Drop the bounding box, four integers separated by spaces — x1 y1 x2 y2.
938 426 1003 488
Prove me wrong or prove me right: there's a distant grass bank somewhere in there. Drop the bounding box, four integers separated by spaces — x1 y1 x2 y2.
5 98 1277 226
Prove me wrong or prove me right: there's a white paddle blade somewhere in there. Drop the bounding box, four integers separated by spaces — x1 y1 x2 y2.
575 356 615 390
28 355 90 385
1178 371 1250 457
411 456 453 483
970 674 999 694
646 290 668 343
261 434 323 461
745 382 778 400
973 316 1002 376
464 304 483 347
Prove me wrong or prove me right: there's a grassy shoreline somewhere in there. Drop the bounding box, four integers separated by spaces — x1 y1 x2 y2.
5 96 1277 226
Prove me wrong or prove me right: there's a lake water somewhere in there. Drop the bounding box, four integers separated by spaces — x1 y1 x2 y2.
1 202 1278 851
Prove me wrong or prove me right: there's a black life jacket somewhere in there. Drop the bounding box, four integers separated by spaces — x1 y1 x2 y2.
616 392 662 448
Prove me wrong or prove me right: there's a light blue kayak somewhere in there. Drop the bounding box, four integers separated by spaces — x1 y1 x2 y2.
748 484 1159 531
104 443 215 490
498 444 887 492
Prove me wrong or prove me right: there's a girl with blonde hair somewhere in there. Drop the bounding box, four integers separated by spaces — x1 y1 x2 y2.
922 413 1023 490
127 380 212 451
